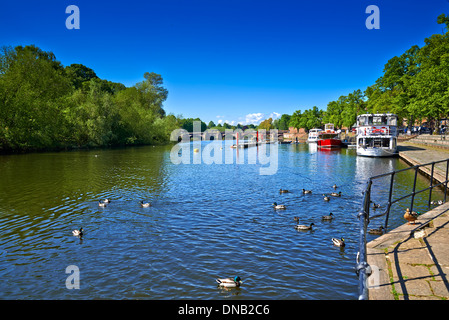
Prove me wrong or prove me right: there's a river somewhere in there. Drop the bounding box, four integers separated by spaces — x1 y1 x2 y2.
0 142 443 299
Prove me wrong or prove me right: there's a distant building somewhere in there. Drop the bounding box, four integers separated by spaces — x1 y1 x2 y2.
283 127 307 141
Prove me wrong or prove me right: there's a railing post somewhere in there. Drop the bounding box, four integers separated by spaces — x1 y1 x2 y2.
384 172 395 231
428 163 435 208
357 180 372 300
445 160 449 204
410 166 419 213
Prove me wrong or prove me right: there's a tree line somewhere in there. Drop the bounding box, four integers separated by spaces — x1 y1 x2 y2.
0 45 180 153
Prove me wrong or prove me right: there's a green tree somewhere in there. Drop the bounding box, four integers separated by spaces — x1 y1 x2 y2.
0 45 71 151
275 114 291 130
407 15 449 127
65 63 98 90
289 110 302 130
258 118 273 130
341 90 365 128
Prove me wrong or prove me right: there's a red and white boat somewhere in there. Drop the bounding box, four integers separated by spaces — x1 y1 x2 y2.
317 123 342 149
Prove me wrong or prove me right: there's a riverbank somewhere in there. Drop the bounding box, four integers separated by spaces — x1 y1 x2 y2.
366 141 449 300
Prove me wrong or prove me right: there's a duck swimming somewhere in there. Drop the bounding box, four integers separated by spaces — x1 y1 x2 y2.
272 202 286 210
302 189 312 194
323 194 330 201
330 191 342 197
72 228 84 237
322 213 334 220
140 201 151 208
295 223 314 230
216 276 242 288
332 184 338 189
332 237 345 247
98 201 107 207
279 189 290 193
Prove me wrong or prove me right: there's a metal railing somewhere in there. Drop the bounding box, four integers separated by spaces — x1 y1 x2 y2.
356 158 449 300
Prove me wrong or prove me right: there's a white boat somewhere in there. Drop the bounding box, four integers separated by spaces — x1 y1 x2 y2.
307 128 322 143
356 113 398 157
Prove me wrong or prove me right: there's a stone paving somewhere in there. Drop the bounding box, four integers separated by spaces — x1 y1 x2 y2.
366 141 449 300
397 140 449 183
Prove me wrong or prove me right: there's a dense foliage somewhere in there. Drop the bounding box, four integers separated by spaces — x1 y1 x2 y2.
0 45 178 152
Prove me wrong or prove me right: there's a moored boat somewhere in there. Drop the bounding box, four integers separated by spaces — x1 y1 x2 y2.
356 113 398 157
307 128 322 143
317 123 342 148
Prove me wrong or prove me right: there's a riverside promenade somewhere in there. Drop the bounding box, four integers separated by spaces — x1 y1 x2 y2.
366 139 449 300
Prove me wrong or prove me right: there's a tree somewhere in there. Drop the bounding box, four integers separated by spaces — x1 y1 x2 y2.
365 45 420 122
134 72 168 118
207 120 216 128
341 90 365 128
65 63 98 90
258 118 273 130
0 45 174 152
0 45 71 150
289 110 302 130
275 114 291 130
407 16 449 127
323 99 344 128
180 118 207 132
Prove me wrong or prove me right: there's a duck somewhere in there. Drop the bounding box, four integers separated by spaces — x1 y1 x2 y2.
330 191 342 197
302 189 312 194
216 276 242 288
323 194 330 201
98 200 107 207
140 201 151 208
295 223 314 230
404 208 419 225
72 228 84 237
332 237 345 247
272 202 286 210
430 200 436 205
332 184 338 189
103 199 111 203
438 200 444 205
371 202 380 209
322 212 334 220
368 226 384 235
279 189 290 193
293 216 300 222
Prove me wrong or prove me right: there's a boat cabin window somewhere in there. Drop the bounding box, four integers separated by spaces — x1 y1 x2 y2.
358 116 367 126
359 137 391 148
387 116 397 126
373 116 387 125
358 114 397 126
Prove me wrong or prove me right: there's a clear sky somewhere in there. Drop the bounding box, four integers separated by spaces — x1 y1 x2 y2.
0 0 447 125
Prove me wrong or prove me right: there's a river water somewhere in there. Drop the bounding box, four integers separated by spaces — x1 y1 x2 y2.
0 142 443 299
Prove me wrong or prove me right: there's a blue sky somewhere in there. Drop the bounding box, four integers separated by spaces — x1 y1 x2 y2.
0 0 447 125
